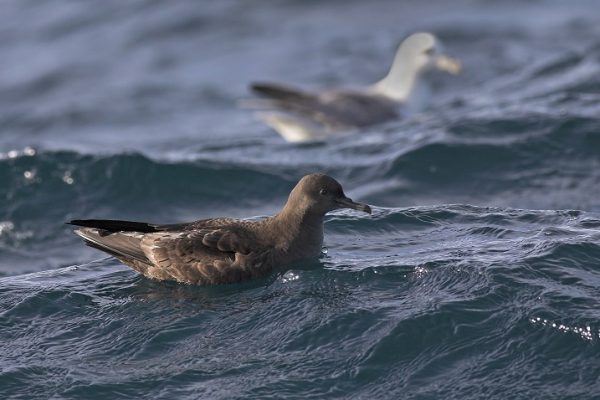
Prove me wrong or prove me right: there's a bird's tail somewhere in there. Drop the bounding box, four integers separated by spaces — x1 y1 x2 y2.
67 219 165 264
72 226 150 265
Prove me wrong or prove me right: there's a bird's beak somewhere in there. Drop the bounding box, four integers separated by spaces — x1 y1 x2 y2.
336 197 372 214
435 55 462 75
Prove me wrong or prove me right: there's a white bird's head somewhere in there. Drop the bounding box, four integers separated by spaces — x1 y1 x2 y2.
372 32 462 103
398 33 462 76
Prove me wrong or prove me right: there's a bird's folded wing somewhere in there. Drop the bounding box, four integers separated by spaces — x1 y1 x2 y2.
250 82 333 124
316 91 400 127
140 228 268 285
252 83 399 128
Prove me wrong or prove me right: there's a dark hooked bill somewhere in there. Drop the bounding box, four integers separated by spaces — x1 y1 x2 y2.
336 197 372 214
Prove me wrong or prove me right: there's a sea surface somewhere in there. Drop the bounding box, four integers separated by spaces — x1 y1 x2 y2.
1 0 600 399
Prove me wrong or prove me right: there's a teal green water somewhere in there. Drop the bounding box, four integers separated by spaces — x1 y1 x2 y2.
1 0 600 398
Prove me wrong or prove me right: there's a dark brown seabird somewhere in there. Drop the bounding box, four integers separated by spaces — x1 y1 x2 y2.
69 173 371 285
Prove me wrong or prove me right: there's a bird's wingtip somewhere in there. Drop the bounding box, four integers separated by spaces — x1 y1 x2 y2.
67 219 86 227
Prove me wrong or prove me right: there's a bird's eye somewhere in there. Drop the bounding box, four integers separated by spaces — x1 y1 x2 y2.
424 47 434 55
319 188 328 196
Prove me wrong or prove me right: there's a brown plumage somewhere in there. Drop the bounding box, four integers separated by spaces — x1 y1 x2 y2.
69 174 371 285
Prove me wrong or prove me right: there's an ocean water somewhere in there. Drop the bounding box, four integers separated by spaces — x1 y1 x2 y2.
1 0 600 398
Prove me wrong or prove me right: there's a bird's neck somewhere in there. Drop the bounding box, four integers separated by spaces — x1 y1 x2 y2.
371 60 429 107
270 206 324 262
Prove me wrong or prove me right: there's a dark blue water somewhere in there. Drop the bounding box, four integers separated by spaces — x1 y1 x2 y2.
1 0 600 398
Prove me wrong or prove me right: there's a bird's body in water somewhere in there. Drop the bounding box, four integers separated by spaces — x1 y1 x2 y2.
69 174 371 285
247 32 462 142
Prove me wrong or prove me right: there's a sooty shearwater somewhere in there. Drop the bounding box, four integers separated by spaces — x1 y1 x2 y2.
69 173 371 285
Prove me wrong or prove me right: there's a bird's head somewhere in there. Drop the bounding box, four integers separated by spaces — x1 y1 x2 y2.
286 174 372 216
397 32 462 76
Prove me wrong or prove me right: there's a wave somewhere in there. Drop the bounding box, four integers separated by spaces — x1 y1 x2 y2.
2 204 600 398
0 150 295 219
0 150 297 275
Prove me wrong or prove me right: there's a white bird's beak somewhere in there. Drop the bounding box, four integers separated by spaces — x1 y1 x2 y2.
435 55 462 75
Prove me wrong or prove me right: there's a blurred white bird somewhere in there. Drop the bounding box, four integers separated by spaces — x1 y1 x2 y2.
246 32 462 142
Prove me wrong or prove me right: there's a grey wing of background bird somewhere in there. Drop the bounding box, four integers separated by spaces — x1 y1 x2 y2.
250 82 400 130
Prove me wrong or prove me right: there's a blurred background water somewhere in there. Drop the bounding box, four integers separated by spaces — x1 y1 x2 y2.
1 0 600 398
